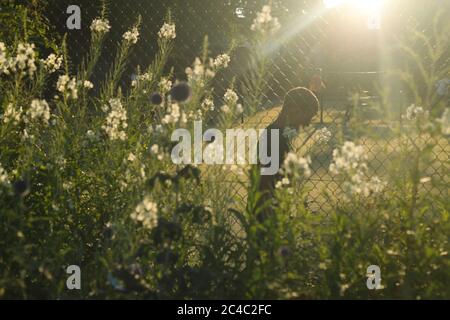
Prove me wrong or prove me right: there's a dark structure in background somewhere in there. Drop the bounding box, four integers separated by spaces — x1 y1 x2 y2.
6 0 447 108
41 0 328 103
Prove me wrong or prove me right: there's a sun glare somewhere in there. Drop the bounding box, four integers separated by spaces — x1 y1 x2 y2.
324 0 384 14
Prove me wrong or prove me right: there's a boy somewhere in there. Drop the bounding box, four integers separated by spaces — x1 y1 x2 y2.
257 87 319 218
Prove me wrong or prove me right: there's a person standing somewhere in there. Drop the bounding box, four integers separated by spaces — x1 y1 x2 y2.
256 87 319 221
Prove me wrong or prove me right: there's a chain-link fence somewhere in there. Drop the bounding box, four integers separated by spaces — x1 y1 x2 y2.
44 0 449 214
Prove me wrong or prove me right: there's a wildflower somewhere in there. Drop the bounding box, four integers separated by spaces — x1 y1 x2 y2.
314 127 332 144
127 153 137 162
150 144 159 155
251 5 281 36
319 262 327 270
14 43 37 77
212 53 231 69
150 92 163 105
275 177 290 189
131 73 152 87
25 99 51 125
437 108 450 135
2 103 23 125
42 53 63 73
86 130 96 139
329 142 366 175
340 283 350 296
90 18 111 34
55 156 67 170
330 142 385 198
282 152 312 177
387 249 399 256
420 177 432 184
158 23 176 39
102 99 128 141
283 127 298 140
224 89 239 105
201 98 215 111
170 82 191 102
403 104 425 121
0 42 8 74
159 77 172 93
221 104 231 113
0 163 10 186
161 103 181 124
83 80 94 90
363 176 387 196
57 75 78 100
130 196 158 229
150 144 164 161
122 27 140 44
185 57 216 83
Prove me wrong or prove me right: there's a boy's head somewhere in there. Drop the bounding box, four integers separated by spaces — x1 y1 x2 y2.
278 87 319 128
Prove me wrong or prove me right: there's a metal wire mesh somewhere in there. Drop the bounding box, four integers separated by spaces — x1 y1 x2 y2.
44 0 449 217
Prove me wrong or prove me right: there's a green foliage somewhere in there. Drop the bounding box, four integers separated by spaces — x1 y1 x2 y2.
0 4 449 300
0 0 58 52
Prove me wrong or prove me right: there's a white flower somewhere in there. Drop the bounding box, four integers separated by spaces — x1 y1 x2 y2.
102 99 128 141
185 57 216 83
282 152 312 177
0 163 10 186
314 127 332 144
42 53 63 73
90 18 111 34
236 103 244 114
330 142 385 198
221 104 231 113
437 108 450 135
14 43 37 77
127 152 137 162
275 177 290 189
330 142 367 175
212 54 231 69
86 130 96 138
83 80 94 90
403 104 425 121
158 23 176 39
0 42 8 74
131 73 152 87
25 99 51 125
130 196 158 229
123 27 140 44
224 89 239 105
359 176 386 197
159 77 172 93
2 103 23 125
161 103 181 124
150 144 159 155
201 98 215 111
55 156 67 169
57 75 78 99
251 4 281 36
